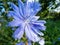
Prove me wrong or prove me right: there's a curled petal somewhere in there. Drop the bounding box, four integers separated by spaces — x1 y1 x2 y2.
32 20 46 30
31 26 44 36
33 24 46 31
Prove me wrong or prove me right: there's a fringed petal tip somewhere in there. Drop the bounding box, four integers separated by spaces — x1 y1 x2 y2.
39 38 45 45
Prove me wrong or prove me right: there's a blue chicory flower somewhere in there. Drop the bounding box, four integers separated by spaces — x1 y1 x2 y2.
7 0 46 43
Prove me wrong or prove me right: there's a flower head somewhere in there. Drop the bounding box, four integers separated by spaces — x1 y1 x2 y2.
8 0 46 43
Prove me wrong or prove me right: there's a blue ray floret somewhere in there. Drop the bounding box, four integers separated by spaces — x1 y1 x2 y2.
7 0 46 43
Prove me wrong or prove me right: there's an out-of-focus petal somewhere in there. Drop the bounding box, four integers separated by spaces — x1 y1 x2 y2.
13 26 24 39
39 38 45 45
25 24 40 42
8 19 22 27
28 40 32 45
16 42 25 45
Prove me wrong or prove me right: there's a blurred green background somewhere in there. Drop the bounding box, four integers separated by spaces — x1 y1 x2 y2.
0 0 60 45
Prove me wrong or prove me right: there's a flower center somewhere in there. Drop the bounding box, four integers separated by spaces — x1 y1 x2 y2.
24 19 29 24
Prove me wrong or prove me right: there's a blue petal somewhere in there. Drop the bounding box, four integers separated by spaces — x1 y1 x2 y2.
7 11 24 20
10 3 19 13
32 20 46 30
31 25 44 36
16 42 25 45
8 20 22 27
30 2 41 14
18 0 24 16
34 20 46 24
25 2 35 16
8 19 22 27
25 24 40 42
7 11 20 20
28 40 32 45
26 1 41 16
23 1 41 18
10 2 24 19
16 41 31 45
29 16 40 21
13 26 24 39
33 23 46 30
26 0 34 2
23 4 32 18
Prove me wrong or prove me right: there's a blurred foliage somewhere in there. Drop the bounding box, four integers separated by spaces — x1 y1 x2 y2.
0 0 60 45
